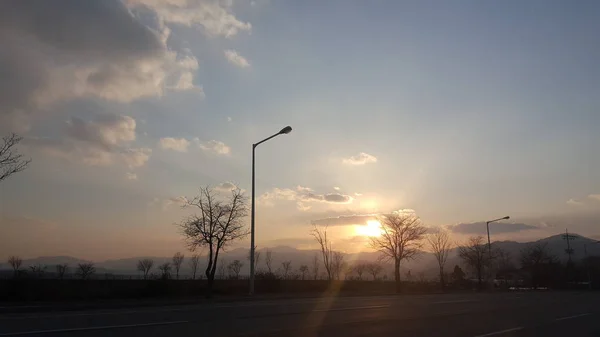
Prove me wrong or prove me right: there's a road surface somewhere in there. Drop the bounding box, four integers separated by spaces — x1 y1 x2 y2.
0 292 598 336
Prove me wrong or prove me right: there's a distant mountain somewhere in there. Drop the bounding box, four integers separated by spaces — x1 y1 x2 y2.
2 234 598 279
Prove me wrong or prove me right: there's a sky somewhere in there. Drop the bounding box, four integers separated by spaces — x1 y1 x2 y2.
1 0 600 261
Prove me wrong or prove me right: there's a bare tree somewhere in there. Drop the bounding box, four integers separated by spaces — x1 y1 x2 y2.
178 186 249 296
56 264 69 280
0 133 31 183
427 229 452 289
366 262 383 281
172 252 184 279
369 212 427 292
310 225 333 280
311 254 320 280
331 251 346 280
218 260 227 279
298 265 309 280
281 261 292 279
248 246 261 272
458 236 491 289
227 260 244 279
76 263 96 280
29 264 46 278
519 242 559 288
8 256 22 278
189 254 201 280
354 263 367 280
158 262 172 279
137 259 154 280
265 249 273 274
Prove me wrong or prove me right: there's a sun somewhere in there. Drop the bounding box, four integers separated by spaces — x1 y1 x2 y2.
356 220 383 237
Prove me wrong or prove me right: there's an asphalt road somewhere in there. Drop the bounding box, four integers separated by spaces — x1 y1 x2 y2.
0 292 599 336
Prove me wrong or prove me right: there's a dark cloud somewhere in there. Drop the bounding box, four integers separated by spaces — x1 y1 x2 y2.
311 214 376 226
448 222 539 235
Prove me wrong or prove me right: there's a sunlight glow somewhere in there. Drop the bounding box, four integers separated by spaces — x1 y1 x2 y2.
356 220 383 237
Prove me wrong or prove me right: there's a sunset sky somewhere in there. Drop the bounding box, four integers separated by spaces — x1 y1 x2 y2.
1 0 599 260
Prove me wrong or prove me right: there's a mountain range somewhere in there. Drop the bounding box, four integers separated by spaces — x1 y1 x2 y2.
2 234 599 279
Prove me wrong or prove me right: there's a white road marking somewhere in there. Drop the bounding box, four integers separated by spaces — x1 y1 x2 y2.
0 320 188 336
473 327 524 337
313 305 390 312
556 313 591 321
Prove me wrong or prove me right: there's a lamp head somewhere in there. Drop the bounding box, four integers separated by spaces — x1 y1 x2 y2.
279 126 292 134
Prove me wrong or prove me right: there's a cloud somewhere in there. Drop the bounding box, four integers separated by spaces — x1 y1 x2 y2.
126 172 138 180
589 194 600 202
215 181 238 192
447 221 539 235
342 152 377 166
354 192 363 197
26 114 151 169
567 198 583 206
196 139 231 155
66 115 136 150
333 186 340 191
227 117 232 122
224 49 250 68
126 0 252 38
0 0 201 132
150 196 187 210
260 186 354 210
159 137 190 152
311 214 377 226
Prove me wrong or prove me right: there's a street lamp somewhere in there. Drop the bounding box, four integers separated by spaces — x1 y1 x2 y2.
249 126 292 295
486 216 510 260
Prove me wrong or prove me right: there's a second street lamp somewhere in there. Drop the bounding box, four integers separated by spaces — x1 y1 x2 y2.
249 126 292 295
486 216 510 260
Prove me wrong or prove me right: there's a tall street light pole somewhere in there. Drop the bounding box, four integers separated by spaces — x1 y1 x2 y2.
250 126 292 295
486 216 510 260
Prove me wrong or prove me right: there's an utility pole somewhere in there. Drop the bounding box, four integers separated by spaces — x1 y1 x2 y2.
562 229 576 263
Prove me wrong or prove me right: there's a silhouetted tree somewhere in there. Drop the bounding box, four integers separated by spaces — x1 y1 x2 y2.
427 229 452 289
367 262 383 280
76 263 96 280
451 265 465 284
29 264 46 278
0 133 31 183
7 256 22 278
56 264 68 280
172 252 184 279
354 263 366 280
178 186 249 296
137 259 154 280
331 251 346 280
228 260 243 279
311 254 320 280
281 261 292 279
458 236 491 289
298 265 309 280
520 242 559 288
370 212 427 292
189 254 201 280
218 260 227 279
158 262 172 279
265 249 273 274
311 224 333 280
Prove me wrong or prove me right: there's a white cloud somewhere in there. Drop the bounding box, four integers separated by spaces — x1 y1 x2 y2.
0 1 202 131
342 152 378 166
215 181 238 192
151 195 187 210
333 186 340 191
354 192 362 197
197 139 231 155
159 137 190 152
26 114 152 169
126 0 251 38
589 194 600 202
567 198 583 206
224 49 250 68
126 172 138 180
259 186 353 210
227 117 232 122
